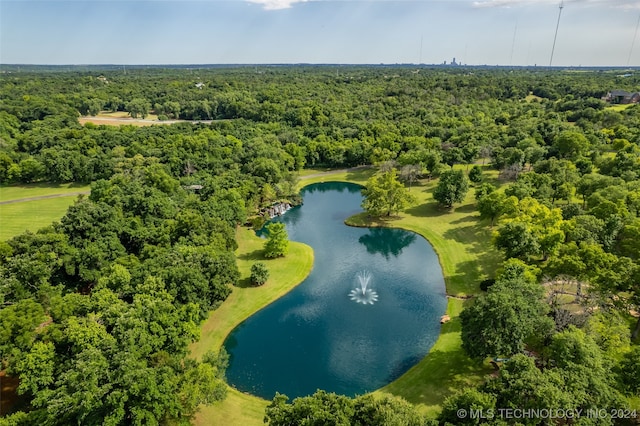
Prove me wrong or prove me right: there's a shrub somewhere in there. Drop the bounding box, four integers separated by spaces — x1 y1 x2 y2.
251 262 269 286
469 165 483 183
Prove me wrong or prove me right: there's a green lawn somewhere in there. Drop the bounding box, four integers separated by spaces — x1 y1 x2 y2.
0 183 90 241
0 198 79 241
190 227 314 426
299 167 375 187
606 104 635 112
297 167 334 176
194 387 269 426
192 167 501 424
0 182 89 202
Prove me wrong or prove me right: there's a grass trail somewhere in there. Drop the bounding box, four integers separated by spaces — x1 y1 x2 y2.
0 183 90 202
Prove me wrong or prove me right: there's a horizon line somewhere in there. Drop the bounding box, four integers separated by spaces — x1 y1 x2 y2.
2 63 640 69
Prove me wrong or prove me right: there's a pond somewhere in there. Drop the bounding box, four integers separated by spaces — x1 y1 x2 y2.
224 182 447 399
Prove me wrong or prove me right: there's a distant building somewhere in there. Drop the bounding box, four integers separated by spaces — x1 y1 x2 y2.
603 90 640 104
184 184 203 191
195 82 205 89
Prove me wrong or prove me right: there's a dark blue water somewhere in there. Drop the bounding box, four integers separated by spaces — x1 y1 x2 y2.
224 182 447 399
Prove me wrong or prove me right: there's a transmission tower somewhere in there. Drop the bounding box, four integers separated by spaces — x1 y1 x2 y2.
628 13 640 66
549 0 564 67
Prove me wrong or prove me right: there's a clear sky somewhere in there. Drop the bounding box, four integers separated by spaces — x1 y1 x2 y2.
1 0 640 66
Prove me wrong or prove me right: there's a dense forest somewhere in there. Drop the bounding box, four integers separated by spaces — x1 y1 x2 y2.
1 66 639 425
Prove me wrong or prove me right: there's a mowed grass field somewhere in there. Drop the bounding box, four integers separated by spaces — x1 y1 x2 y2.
0 183 90 240
0 182 89 201
192 166 500 423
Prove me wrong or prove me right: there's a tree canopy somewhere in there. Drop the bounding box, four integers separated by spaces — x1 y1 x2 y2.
460 274 553 360
264 223 289 258
433 169 469 208
264 391 433 426
361 169 415 217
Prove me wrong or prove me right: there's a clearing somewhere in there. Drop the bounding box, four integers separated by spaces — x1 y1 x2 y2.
0 183 90 240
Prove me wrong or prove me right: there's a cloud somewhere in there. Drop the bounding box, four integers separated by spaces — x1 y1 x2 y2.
472 0 522 7
472 0 564 7
244 0 640 11
614 0 640 9
473 0 640 8
247 0 309 10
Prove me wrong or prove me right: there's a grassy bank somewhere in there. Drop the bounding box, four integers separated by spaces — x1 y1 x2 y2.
340 171 500 414
298 167 374 188
190 227 314 426
375 298 490 416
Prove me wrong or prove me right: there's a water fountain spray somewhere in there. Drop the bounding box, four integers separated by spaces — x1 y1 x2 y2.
349 270 379 305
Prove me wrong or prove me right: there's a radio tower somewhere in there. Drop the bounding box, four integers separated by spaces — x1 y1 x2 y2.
628 13 640 66
549 0 564 66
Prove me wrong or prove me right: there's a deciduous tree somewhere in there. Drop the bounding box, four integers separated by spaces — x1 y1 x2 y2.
126 98 151 119
477 192 516 227
264 223 289 258
617 346 640 395
399 164 421 190
553 130 590 159
460 277 552 359
493 222 540 260
361 170 415 217
433 169 469 209
251 262 269 286
264 391 430 426
468 164 483 183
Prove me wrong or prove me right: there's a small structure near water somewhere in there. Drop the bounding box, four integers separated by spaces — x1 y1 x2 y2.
263 202 292 219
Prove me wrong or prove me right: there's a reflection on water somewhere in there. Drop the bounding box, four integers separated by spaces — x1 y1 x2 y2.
358 228 417 259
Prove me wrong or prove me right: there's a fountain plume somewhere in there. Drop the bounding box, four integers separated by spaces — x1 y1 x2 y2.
357 270 371 294
349 270 378 305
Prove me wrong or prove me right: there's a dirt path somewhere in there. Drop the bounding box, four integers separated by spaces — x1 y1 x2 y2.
0 191 90 205
79 116 215 127
299 165 372 180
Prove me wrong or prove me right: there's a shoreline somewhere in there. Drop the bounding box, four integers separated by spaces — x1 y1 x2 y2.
192 170 494 423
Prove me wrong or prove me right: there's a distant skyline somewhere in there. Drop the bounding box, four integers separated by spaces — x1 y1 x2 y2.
2 0 640 66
